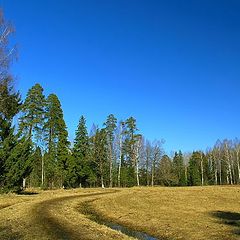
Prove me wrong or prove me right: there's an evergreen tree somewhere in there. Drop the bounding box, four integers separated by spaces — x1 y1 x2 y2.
28 146 42 187
104 114 117 187
188 151 202 186
44 93 69 188
123 117 139 186
0 10 24 192
56 119 70 187
0 80 21 187
93 128 108 188
70 115 90 187
19 83 46 142
0 79 21 143
173 151 187 186
3 134 33 192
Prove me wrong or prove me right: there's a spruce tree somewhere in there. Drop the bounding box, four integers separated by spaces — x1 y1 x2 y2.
188 151 202 186
173 151 187 186
70 115 90 187
0 80 21 188
4 136 33 192
28 146 42 187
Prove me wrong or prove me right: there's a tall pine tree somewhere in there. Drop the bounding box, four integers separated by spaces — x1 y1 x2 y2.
19 83 46 142
104 114 117 187
44 93 69 188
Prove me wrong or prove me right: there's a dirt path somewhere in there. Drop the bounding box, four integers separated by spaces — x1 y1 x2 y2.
0 190 132 240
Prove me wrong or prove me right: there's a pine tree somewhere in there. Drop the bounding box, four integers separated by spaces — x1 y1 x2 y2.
93 128 108 188
104 114 117 187
56 119 70 188
19 83 45 142
122 117 139 186
44 93 69 188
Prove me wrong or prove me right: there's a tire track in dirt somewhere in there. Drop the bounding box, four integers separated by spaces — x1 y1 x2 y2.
31 190 120 240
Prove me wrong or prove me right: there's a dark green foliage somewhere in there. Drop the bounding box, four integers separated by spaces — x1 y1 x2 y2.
0 75 21 192
69 116 90 187
188 151 202 186
104 114 117 187
43 94 69 188
19 83 45 141
0 79 21 143
3 135 33 192
56 124 70 187
173 151 187 186
104 114 117 143
122 117 139 183
93 128 108 188
28 146 42 187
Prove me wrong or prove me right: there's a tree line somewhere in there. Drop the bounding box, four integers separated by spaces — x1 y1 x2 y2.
0 9 239 192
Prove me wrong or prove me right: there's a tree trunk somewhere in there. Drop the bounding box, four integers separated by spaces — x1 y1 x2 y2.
226 148 233 185
219 157 222 185
101 174 105 188
41 155 44 186
135 138 141 187
200 154 204 186
237 150 240 183
151 161 155 187
23 178 26 189
136 161 140 186
146 154 149 186
117 124 123 187
109 143 113 188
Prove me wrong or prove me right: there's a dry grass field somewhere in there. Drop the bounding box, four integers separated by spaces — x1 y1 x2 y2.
0 186 239 240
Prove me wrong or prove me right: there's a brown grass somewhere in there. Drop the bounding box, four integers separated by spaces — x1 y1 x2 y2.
0 186 239 240
91 186 240 240
0 189 131 240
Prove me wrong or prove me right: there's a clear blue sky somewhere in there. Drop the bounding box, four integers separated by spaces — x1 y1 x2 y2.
3 0 240 153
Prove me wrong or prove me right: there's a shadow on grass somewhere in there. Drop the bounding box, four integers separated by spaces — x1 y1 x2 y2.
32 191 118 240
211 211 240 235
0 226 23 240
79 200 166 240
17 191 38 195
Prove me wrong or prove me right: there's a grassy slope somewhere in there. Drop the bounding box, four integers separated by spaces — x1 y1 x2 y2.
0 186 239 240
92 186 240 240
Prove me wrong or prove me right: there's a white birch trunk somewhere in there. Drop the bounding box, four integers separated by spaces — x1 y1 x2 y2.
117 123 123 187
200 153 204 186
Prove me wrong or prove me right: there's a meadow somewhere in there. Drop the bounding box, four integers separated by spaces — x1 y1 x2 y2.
0 186 239 240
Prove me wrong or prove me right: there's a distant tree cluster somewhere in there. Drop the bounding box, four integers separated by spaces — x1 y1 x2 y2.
0 9 240 192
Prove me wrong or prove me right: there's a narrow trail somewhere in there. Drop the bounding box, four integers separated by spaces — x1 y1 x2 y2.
31 191 120 240
0 190 132 240
0 189 158 240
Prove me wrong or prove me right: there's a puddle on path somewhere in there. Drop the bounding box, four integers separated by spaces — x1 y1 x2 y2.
80 201 160 240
